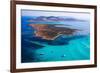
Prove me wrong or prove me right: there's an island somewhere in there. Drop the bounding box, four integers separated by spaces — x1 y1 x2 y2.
29 24 79 40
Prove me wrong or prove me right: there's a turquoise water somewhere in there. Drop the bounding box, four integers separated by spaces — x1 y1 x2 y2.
28 35 90 62
21 16 90 63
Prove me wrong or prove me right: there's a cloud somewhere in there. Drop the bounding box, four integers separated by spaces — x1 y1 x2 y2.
27 16 87 22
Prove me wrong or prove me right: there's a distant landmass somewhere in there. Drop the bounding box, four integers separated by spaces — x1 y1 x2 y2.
27 16 86 22
29 24 80 40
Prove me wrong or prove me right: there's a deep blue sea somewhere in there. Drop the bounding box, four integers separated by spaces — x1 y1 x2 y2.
21 16 90 63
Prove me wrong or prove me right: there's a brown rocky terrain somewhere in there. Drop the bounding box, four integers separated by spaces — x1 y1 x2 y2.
29 24 79 40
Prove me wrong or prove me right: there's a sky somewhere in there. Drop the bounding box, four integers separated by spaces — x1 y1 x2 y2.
21 9 90 21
